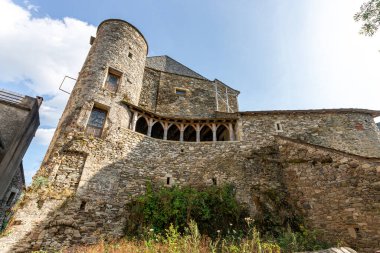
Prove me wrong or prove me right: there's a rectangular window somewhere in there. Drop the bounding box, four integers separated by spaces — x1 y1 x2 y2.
105 72 120 92
275 122 283 132
175 88 187 95
6 192 16 206
86 107 107 137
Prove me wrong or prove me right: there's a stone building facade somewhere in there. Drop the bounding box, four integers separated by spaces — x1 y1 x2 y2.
0 89 42 231
0 19 379 253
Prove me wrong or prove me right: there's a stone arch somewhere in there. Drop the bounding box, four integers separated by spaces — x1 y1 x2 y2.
151 121 164 139
200 125 213 142
135 116 148 135
183 125 196 142
167 124 180 141
216 124 229 141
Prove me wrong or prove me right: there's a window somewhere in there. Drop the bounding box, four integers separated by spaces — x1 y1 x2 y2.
105 72 120 92
86 107 107 137
175 88 187 95
80 201 86 211
128 52 133 59
6 192 16 206
275 122 283 132
167 177 171 185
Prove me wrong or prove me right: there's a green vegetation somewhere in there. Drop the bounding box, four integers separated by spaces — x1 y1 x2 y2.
125 184 249 238
33 184 330 252
121 184 330 252
354 0 380 36
64 220 329 253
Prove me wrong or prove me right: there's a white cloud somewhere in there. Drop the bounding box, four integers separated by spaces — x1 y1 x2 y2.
0 0 96 130
34 128 55 146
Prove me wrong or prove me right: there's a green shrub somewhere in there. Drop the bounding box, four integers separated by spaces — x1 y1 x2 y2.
276 226 330 252
125 184 250 238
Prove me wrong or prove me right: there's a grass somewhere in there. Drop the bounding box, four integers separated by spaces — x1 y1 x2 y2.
64 222 281 253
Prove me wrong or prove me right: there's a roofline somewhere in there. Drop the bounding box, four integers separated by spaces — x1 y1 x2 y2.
97 19 149 55
146 55 209 80
214 79 240 95
276 135 380 160
122 100 239 121
239 108 380 117
144 66 210 81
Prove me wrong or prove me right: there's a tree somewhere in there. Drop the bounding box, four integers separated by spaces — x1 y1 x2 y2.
354 0 380 36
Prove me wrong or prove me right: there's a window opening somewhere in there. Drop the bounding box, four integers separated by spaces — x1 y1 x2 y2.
167 124 180 141
80 201 86 211
86 107 107 137
105 72 120 92
275 122 283 132
135 117 148 135
167 177 171 185
151 122 164 139
183 125 196 142
216 125 229 141
128 52 133 59
212 178 217 185
200 125 213 142
6 192 16 206
175 88 187 95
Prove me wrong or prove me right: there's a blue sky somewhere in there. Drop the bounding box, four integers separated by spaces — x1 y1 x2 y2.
0 0 379 184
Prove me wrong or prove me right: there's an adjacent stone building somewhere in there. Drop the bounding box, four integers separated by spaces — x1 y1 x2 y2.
0 19 379 253
0 89 42 231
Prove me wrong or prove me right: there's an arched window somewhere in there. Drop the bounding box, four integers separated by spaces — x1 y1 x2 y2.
167 124 180 141
151 122 164 139
183 125 196 142
200 125 213 142
135 117 148 135
216 124 229 141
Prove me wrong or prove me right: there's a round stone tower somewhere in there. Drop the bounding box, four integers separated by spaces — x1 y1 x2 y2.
43 19 148 163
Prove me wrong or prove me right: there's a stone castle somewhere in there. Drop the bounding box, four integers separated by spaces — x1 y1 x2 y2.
0 19 379 252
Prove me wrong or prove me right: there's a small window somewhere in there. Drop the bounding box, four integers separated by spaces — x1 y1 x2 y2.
167 177 171 185
175 88 187 96
128 52 133 59
105 72 120 92
86 107 107 137
212 178 217 185
6 192 16 206
275 122 283 132
80 201 86 211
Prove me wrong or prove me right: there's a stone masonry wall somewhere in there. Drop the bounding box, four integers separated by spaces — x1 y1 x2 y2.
139 68 239 117
3 125 379 252
240 112 380 157
278 137 380 252
0 165 24 231
42 19 148 164
0 103 28 149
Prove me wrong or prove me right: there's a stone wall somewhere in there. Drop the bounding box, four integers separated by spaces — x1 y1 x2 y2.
42 19 148 164
138 68 239 117
240 111 380 158
3 126 379 252
278 137 380 252
0 103 28 148
0 164 24 231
